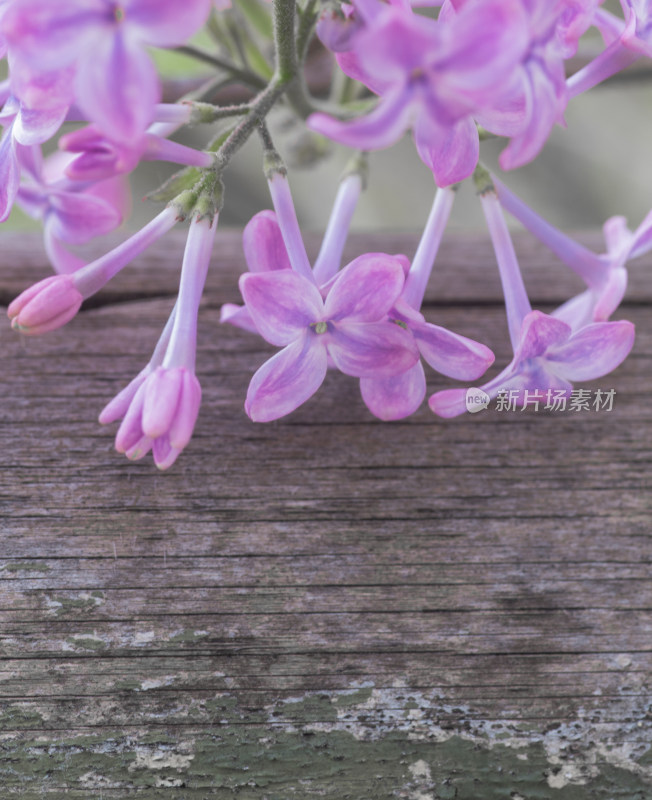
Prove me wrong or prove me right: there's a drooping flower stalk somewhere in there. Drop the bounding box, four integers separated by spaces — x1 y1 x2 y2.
103 214 218 469
476 171 531 350
312 169 364 284
402 185 456 310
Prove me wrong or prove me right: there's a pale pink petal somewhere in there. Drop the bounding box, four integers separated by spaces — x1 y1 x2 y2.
48 191 122 244
239 271 323 347
152 435 181 470
593 268 628 321
498 60 566 171
99 366 151 425
515 311 570 361
327 321 419 378
414 112 479 187
142 367 183 438
127 0 212 47
125 434 153 461
43 223 87 274
360 362 426 420
546 320 635 381
242 210 292 273
427 387 468 418
245 336 328 422
324 254 405 322
308 89 415 152
13 104 68 146
414 322 494 380
75 32 160 142
168 370 202 450
219 303 259 335
115 382 147 452
551 289 596 331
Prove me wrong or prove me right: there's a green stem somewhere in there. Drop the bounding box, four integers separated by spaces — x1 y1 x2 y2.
272 0 298 83
213 79 288 168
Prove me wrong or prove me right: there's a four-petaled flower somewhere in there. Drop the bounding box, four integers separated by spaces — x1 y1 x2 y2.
429 309 635 417
240 254 419 421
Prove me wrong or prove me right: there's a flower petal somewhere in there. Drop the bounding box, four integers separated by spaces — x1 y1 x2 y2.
242 210 292 273
48 190 122 244
515 310 570 361
360 361 426 420
245 336 328 422
168 370 201 450
414 321 494 380
414 112 479 187
43 222 87 274
115 381 147 452
325 254 405 322
219 303 259 335
74 31 160 142
546 320 635 381
0 127 20 222
308 88 414 152
142 367 183 438
327 320 419 378
239 270 323 347
127 0 212 47
427 387 468 418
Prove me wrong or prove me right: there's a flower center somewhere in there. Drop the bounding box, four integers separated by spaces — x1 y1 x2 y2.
114 4 125 23
311 321 328 335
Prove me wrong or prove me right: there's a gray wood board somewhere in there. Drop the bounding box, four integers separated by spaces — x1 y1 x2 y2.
1 230 651 798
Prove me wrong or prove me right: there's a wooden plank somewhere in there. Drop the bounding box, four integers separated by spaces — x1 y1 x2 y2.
1 231 651 797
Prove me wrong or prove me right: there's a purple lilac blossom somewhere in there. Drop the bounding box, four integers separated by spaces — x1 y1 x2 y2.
493 176 630 329
16 150 129 274
470 0 600 170
102 215 218 469
429 189 635 417
0 88 70 221
2 0 212 142
8 206 179 334
308 0 529 186
240 255 419 422
59 121 214 182
360 187 495 419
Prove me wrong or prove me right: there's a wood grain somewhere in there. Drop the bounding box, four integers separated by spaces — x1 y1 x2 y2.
1 229 651 798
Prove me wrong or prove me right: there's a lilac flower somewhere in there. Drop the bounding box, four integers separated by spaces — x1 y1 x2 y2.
8 207 178 334
308 0 528 186
494 177 630 330
567 5 641 97
100 215 218 469
59 119 213 182
0 86 70 221
359 187 495 420
2 0 212 142
7 274 83 335
429 188 635 418
221 170 362 333
469 0 598 170
16 151 129 274
240 255 419 422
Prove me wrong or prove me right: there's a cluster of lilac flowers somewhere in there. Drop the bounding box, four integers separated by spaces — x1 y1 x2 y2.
2 0 648 468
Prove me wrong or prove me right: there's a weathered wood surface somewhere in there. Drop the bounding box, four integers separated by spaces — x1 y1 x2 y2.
1 229 651 798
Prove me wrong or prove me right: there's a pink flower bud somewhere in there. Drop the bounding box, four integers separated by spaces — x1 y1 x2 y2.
8 274 83 335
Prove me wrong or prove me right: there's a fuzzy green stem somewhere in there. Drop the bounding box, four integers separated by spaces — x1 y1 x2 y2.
273 0 299 84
